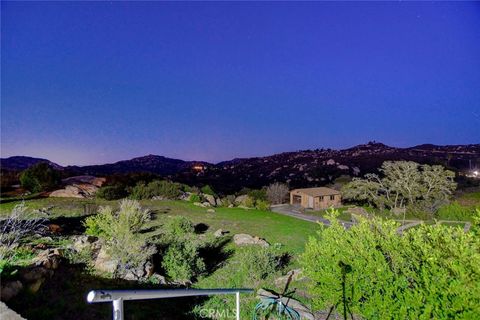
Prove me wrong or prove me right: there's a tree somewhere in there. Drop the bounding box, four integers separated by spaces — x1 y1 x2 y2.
266 182 289 205
342 161 456 212
19 162 61 192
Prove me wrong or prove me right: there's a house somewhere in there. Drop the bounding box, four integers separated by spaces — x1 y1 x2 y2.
290 187 341 210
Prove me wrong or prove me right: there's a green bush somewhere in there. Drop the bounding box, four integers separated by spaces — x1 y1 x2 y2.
237 245 286 283
163 216 195 239
162 240 205 282
96 185 127 200
243 196 255 208
130 180 184 200
301 209 480 319
248 189 267 202
201 185 216 196
19 163 61 192
255 199 270 211
189 194 201 203
84 200 155 270
436 202 477 221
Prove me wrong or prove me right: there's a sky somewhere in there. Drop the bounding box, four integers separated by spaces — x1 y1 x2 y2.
1 1 480 165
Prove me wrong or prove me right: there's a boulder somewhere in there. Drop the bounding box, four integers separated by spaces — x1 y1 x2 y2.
274 269 305 287
215 198 223 207
72 235 98 252
94 247 118 274
0 281 23 301
122 261 155 281
213 229 229 237
206 208 215 213
34 248 64 270
233 234 269 247
193 202 205 207
202 202 211 207
203 194 217 207
150 273 167 285
257 288 314 320
50 176 106 199
234 195 249 205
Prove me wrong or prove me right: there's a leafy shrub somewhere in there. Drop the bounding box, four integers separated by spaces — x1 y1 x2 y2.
436 202 477 221
130 180 184 200
96 185 127 200
301 209 480 319
19 163 61 192
237 244 287 283
221 195 236 207
84 200 155 270
162 240 205 282
163 216 195 239
201 185 216 196
243 196 255 208
189 194 201 203
248 189 267 202
255 200 270 211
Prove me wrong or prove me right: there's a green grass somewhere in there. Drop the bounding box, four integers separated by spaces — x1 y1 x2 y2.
0 198 318 254
308 206 352 221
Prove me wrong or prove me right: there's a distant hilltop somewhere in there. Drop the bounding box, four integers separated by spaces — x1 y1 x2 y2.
2 142 479 193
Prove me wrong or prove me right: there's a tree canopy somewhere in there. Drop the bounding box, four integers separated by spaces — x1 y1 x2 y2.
342 161 456 212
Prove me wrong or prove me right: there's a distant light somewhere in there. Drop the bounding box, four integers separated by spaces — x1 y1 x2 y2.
193 165 204 171
474 171 479 176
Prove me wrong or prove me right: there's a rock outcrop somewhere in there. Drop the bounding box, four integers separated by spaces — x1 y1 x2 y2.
49 176 106 198
233 234 269 247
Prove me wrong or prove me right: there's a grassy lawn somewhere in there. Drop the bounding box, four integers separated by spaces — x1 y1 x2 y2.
457 191 480 207
0 198 319 254
307 206 353 221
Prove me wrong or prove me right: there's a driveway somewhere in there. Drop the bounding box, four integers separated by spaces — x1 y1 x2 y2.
271 204 354 228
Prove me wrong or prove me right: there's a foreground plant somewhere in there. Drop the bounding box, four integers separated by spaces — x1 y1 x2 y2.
0 203 45 273
84 199 155 272
301 208 480 319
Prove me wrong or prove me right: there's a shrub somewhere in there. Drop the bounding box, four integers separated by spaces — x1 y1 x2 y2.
248 189 267 202
130 180 183 200
163 216 195 239
222 195 236 207
0 203 45 272
19 163 61 192
255 200 270 211
189 194 201 203
301 209 480 319
96 185 127 200
162 240 205 282
236 245 286 283
436 201 477 221
84 200 155 270
243 196 255 208
201 185 216 196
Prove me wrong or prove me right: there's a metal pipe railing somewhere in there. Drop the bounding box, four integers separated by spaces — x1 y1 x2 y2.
87 288 254 320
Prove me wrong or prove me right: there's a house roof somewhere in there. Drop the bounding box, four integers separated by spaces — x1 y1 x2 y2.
290 187 340 197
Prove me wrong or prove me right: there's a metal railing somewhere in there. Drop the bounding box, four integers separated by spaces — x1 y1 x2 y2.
87 288 254 320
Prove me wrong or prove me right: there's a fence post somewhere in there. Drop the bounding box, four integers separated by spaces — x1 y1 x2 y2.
236 291 240 320
113 299 124 320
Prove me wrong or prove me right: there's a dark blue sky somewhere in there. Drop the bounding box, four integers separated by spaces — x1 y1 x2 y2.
2 2 479 165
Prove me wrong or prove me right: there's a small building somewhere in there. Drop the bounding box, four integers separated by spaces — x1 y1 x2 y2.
290 187 341 210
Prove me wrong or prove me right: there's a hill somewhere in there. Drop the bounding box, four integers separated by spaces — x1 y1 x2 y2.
2 142 479 193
